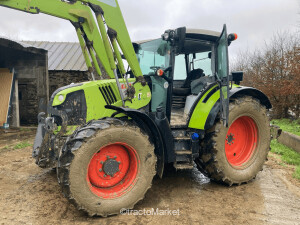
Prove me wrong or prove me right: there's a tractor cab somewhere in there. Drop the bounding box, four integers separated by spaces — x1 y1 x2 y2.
134 25 236 127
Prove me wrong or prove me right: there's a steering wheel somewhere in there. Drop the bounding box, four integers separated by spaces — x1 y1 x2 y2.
150 66 162 71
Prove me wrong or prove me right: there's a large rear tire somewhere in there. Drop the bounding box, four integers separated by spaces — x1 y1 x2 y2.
57 118 156 216
195 97 270 185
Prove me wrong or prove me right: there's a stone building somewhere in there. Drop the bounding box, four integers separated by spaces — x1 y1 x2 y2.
0 38 89 127
0 38 48 127
22 41 90 97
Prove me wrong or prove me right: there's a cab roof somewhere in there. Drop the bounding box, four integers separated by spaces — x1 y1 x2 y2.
133 28 221 45
185 28 221 42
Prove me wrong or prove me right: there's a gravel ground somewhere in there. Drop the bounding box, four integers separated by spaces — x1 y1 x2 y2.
0 130 299 225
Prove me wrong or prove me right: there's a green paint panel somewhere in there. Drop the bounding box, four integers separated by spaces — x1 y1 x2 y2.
52 79 151 123
188 85 219 130
188 84 240 130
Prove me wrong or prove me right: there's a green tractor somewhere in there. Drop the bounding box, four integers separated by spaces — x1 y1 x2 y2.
1 0 271 216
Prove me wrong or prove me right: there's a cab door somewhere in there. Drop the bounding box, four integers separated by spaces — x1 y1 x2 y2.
216 24 230 126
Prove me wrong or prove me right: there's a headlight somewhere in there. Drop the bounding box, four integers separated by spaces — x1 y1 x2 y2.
163 32 169 41
58 95 65 102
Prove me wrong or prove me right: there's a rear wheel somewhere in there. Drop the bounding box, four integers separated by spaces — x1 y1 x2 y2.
57 119 156 216
195 97 270 185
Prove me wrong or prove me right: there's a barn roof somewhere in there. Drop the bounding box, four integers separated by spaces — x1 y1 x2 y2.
0 37 46 55
22 41 87 71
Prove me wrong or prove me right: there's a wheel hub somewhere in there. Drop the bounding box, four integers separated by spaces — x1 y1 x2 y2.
102 158 120 177
87 143 139 199
225 116 258 167
226 133 235 145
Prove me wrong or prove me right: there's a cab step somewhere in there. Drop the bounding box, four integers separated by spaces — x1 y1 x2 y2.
174 136 191 141
172 129 200 170
175 150 192 155
174 163 194 170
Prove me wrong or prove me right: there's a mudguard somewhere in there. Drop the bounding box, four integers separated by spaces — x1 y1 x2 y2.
188 85 272 131
105 105 165 178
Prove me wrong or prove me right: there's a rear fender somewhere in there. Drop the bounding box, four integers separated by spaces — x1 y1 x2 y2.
188 85 272 131
229 87 272 109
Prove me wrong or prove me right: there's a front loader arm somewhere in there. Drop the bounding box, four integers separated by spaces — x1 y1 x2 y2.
0 0 144 79
0 0 113 77
83 0 143 78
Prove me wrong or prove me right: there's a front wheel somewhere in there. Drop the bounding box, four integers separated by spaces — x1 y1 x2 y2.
57 119 156 216
195 97 270 185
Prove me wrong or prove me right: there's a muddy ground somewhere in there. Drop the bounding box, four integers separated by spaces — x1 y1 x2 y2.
0 129 299 225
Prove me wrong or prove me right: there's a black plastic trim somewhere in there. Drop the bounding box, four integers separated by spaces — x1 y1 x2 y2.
230 86 272 109
204 100 220 130
202 86 219 103
49 83 83 106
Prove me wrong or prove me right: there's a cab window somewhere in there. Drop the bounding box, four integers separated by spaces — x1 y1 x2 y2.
173 51 212 81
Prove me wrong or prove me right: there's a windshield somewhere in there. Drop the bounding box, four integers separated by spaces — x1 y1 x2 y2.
174 51 212 80
137 39 171 75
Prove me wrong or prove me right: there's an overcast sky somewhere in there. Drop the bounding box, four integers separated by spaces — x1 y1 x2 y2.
0 0 299 58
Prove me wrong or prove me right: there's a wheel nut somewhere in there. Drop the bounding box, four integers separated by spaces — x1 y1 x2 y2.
106 156 110 159
100 161 104 164
114 156 117 159
103 174 107 178
99 168 102 172
118 161 121 164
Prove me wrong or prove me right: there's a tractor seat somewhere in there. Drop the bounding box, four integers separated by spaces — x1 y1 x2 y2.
173 69 204 96
191 76 215 95
173 87 191 96
182 69 204 88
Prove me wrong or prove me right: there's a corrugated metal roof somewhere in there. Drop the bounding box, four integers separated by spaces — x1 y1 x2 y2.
22 41 87 71
0 37 46 55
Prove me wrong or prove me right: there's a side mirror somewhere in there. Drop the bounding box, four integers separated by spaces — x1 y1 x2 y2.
208 52 212 59
230 71 243 85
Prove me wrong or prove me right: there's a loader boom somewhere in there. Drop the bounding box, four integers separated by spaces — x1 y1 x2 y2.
0 0 143 81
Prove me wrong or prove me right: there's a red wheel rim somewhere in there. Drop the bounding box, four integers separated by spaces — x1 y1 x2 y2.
225 116 258 167
87 143 139 199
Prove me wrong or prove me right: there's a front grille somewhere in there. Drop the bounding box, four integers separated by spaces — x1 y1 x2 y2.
55 90 87 126
99 85 117 105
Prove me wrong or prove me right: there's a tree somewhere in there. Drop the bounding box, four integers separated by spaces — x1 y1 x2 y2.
232 31 300 119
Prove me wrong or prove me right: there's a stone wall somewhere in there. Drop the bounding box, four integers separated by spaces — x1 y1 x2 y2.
271 125 300 154
49 71 90 97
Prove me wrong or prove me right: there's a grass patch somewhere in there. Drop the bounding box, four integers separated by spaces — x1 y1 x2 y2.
293 166 300 180
13 142 32 150
0 145 10 151
270 139 300 180
271 118 300 136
